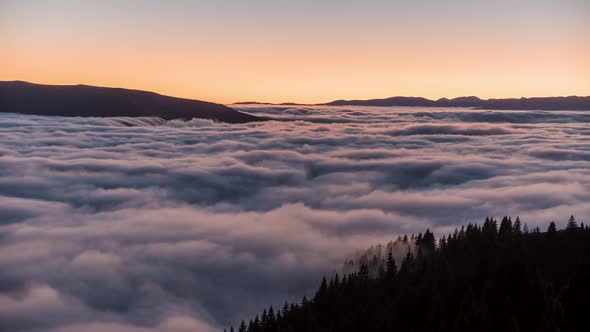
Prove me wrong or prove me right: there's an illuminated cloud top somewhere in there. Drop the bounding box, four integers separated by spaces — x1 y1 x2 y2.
1 105 590 330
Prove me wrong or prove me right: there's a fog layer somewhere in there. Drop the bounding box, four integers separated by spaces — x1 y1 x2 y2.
1 105 589 331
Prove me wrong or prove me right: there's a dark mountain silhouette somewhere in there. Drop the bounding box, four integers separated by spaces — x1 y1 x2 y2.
235 96 590 110
435 96 484 107
480 97 590 110
231 216 590 332
327 96 439 107
324 95 590 110
0 81 263 123
234 101 268 105
233 101 308 106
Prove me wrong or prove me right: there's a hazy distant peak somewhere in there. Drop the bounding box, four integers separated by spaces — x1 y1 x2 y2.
323 95 590 110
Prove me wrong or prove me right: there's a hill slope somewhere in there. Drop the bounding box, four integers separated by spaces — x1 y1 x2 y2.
233 217 590 332
0 81 263 123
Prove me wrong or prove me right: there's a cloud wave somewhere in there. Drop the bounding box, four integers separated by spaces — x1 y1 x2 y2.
0 106 589 330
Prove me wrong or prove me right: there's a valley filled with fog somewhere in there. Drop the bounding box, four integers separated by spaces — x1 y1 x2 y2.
1 105 589 331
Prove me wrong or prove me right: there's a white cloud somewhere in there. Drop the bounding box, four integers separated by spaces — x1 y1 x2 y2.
0 106 589 330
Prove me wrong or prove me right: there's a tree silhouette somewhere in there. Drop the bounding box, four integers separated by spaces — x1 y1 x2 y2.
548 221 557 234
230 216 590 332
567 215 578 230
238 320 247 332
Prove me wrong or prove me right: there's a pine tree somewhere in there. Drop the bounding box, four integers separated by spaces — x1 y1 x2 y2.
421 229 436 252
499 217 513 242
566 215 578 231
513 216 522 235
251 315 261 332
483 217 498 240
238 320 247 332
281 302 289 318
314 277 328 303
358 263 369 280
547 221 557 234
386 251 397 280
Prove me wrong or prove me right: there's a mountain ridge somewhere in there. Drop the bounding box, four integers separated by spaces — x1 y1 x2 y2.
0 81 263 123
235 95 590 110
326 95 590 110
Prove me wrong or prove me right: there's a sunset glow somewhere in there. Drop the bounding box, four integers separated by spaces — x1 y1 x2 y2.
2 0 588 103
3 2 590 331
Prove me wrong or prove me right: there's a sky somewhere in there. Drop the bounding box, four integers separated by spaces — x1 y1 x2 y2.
1 0 589 104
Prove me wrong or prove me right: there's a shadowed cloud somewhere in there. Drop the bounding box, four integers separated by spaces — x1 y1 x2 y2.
1 105 589 331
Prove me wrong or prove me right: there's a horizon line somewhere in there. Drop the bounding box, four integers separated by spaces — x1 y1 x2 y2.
3 79 589 106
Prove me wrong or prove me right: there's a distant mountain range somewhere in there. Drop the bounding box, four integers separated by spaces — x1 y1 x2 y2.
2 82 587 123
324 96 590 110
236 95 590 110
0 81 263 123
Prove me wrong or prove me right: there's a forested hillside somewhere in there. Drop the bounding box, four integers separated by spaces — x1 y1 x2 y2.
229 216 590 332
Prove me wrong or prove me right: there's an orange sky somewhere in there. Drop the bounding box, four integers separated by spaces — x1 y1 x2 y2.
1 0 588 104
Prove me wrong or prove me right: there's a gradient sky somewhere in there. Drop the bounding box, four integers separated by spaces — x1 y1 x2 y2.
1 0 589 104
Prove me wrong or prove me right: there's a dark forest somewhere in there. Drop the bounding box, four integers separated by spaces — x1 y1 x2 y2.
230 217 590 332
